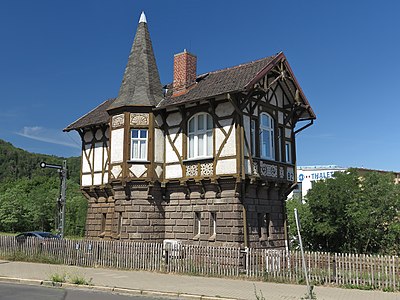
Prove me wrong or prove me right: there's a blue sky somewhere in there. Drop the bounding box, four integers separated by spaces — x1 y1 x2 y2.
1 1 399 171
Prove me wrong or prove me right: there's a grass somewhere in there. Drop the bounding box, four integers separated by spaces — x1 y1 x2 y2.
69 274 92 285
2 251 61 264
49 272 92 286
49 272 67 283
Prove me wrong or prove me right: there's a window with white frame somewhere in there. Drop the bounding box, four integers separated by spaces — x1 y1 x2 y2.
285 141 292 164
260 113 275 160
188 113 213 159
130 129 148 160
251 119 256 156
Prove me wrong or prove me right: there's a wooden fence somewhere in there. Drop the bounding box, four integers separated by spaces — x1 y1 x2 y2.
0 236 398 291
247 248 400 291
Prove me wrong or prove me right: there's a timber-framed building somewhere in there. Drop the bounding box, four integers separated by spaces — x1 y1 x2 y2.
65 12 316 249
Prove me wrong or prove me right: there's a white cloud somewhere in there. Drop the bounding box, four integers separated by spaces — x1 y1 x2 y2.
16 126 80 149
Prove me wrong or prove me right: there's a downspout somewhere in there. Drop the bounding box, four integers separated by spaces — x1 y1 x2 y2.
228 92 249 249
240 114 249 249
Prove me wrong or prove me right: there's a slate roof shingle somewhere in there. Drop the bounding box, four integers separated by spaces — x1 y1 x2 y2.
64 98 114 132
157 55 277 109
108 18 163 110
64 52 315 132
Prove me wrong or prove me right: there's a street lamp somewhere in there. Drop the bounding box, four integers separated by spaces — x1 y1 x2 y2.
40 160 67 238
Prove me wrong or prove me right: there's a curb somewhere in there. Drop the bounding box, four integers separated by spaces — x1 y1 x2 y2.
0 276 238 300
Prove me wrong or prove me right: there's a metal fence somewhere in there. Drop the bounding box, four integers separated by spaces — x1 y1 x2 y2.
0 236 398 290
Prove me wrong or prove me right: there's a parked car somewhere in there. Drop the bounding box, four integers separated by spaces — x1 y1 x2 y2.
15 231 61 242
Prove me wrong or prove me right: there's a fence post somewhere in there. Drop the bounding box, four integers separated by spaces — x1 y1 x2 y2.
243 247 249 276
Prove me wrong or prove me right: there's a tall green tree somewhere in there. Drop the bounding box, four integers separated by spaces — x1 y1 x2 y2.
287 170 400 255
0 139 86 236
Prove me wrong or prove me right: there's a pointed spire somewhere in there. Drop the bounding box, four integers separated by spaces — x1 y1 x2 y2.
108 12 163 110
139 11 147 23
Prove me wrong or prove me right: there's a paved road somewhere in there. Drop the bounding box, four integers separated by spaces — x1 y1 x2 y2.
0 282 178 300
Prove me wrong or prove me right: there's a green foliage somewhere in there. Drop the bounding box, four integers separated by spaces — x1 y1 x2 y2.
49 272 67 283
69 274 92 285
0 139 86 236
287 170 400 255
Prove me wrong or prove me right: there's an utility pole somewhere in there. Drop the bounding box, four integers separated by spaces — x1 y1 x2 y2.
40 160 67 238
294 208 313 299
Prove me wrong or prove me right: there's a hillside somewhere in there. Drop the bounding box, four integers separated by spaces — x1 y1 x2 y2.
0 139 86 236
0 139 81 184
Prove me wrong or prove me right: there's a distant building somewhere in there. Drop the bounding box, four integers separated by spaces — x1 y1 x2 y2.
64 12 316 249
291 165 346 199
291 165 400 199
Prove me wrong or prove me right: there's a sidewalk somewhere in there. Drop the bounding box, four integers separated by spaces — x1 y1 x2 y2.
0 260 398 300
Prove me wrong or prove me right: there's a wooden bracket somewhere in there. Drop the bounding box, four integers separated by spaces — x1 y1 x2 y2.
215 179 222 198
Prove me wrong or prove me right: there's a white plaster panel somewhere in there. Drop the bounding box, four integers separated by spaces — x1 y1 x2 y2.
130 164 147 178
215 118 233 157
110 128 124 163
111 165 122 179
82 174 92 187
103 172 108 184
155 165 163 178
244 159 252 175
253 105 258 116
82 144 91 173
93 173 102 186
165 164 182 179
154 128 164 163
103 142 109 171
93 143 103 172
278 112 284 124
155 114 164 127
165 127 181 163
165 138 178 163
166 112 182 127
269 94 277 106
285 128 292 138
95 129 103 141
175 132 182 157
216 159 237 175
218 119 236 157
276 86 283 108
215 102 234 117
83 131 93 143
243 115 251 156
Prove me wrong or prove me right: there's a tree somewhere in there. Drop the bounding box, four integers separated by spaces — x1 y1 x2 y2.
287 170 400 255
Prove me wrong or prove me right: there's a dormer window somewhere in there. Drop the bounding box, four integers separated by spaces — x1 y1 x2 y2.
131 129 148 160
188 113 213 159
260 113 275 160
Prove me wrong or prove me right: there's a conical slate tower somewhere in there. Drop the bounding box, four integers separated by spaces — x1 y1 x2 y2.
108 12 163 110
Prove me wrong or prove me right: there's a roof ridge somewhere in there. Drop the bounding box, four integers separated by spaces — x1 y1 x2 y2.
197 54 278 77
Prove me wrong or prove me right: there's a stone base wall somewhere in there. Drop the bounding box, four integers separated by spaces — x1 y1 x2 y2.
164 182 244 247
244 185 286 249
83 180 287 250
85 195 115 239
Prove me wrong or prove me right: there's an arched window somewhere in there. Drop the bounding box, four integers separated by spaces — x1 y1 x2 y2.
188 113 213 159
260 113 275 160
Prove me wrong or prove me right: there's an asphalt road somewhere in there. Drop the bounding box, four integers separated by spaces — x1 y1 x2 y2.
0 282 178 300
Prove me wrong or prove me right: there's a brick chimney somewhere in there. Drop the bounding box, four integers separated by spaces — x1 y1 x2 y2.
173 49 197 96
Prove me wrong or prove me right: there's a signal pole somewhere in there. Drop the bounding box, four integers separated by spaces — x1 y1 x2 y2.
40 160 67 238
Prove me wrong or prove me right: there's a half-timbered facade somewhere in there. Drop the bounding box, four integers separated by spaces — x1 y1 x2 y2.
65 12 316 249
